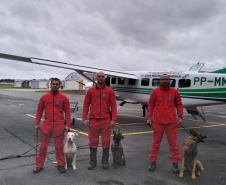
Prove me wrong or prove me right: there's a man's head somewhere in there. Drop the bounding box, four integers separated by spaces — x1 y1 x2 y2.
160 74 170 88
96 71 106 86
50 78 60 92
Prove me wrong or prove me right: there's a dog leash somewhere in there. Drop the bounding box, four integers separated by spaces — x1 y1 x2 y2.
180 125 191 136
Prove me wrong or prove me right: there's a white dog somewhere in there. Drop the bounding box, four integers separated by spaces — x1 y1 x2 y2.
64 132 79 170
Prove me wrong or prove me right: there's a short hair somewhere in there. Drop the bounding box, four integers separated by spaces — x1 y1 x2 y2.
96 71 105 77
51 78 61 84
160 74 170 79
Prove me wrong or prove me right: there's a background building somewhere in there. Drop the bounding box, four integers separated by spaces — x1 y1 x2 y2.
14 79 25 87
30 79 49 89
64 72 91 90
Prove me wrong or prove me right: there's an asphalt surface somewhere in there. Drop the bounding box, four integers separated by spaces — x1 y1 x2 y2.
0 89 226 185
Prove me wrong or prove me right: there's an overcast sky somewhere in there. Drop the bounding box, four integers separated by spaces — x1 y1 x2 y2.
0 0 226 80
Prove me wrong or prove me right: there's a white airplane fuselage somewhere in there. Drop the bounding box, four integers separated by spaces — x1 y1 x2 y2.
107 71 226 107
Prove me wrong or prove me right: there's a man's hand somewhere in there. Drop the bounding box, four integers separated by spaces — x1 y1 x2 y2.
110 120 116 127
83 120 89 127
147 119 152 127
35 125 40 130
65 126 70 131
177 118 183 126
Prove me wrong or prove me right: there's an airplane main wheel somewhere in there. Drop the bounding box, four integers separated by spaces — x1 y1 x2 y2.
71 118 75 125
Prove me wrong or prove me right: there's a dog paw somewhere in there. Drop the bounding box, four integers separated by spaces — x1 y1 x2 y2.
65 166 68 170
179 173 183 178
73 166 76 170
192 175 196 180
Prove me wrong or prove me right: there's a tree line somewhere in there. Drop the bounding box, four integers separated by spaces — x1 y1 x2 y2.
0 79 15 83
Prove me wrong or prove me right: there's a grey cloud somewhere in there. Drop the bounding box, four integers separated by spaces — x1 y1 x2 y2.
0 0 226 79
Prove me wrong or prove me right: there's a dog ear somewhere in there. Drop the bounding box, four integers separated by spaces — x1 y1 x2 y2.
190 129 197 136
74 132 79 137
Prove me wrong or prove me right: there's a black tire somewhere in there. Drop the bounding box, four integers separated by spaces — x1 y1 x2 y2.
72 118 75 125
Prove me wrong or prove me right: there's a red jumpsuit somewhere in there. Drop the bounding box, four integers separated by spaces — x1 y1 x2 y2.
147 86 183 163
35 91 71 168
83 84 117 149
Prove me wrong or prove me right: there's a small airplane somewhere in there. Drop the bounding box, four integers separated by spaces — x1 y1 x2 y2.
1 52 226 122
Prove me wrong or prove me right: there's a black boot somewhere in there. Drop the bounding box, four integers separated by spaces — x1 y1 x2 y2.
58 166 66 173
33 167 43 174
102 148 109 170
172 163 179 174
148 161 156 171
88 147 97 170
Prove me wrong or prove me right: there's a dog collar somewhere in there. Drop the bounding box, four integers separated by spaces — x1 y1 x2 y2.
189 137 196 144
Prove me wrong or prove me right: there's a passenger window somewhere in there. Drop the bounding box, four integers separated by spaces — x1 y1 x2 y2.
111 78 116 84
152 79 160 87
128 79 136 85
118 78 125 85
152 79 176 87
141 78 150 86
179 79 191 88
170 79 176 87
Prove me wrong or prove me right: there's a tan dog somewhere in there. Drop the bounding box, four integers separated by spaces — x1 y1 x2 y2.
64 132 79 170
179 129 207 179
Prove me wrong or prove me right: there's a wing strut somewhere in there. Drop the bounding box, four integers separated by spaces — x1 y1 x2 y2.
186 107 206 122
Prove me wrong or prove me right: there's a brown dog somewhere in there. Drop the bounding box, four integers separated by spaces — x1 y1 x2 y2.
179 129 207 179
111 129 125 167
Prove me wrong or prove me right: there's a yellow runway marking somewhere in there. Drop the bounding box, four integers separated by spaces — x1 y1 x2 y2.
26 114 44 121
118 113 146 118
69 128 88 136
26 113 226 136
116 122 147 126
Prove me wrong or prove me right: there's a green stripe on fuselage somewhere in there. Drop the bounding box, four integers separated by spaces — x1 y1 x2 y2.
111 86 226 101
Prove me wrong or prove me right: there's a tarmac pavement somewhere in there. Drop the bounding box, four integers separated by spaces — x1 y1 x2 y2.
0 89 226 185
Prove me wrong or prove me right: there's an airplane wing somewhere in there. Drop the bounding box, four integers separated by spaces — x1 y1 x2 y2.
0 53 138 80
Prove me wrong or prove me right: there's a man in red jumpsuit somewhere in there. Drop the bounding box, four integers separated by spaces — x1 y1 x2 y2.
33 78 71 174
83 71 117 170
147 74 183 174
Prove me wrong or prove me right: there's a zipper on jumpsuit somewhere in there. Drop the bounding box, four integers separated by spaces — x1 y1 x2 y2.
98 88 101 122
53 93 55 125
163 91 165 122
